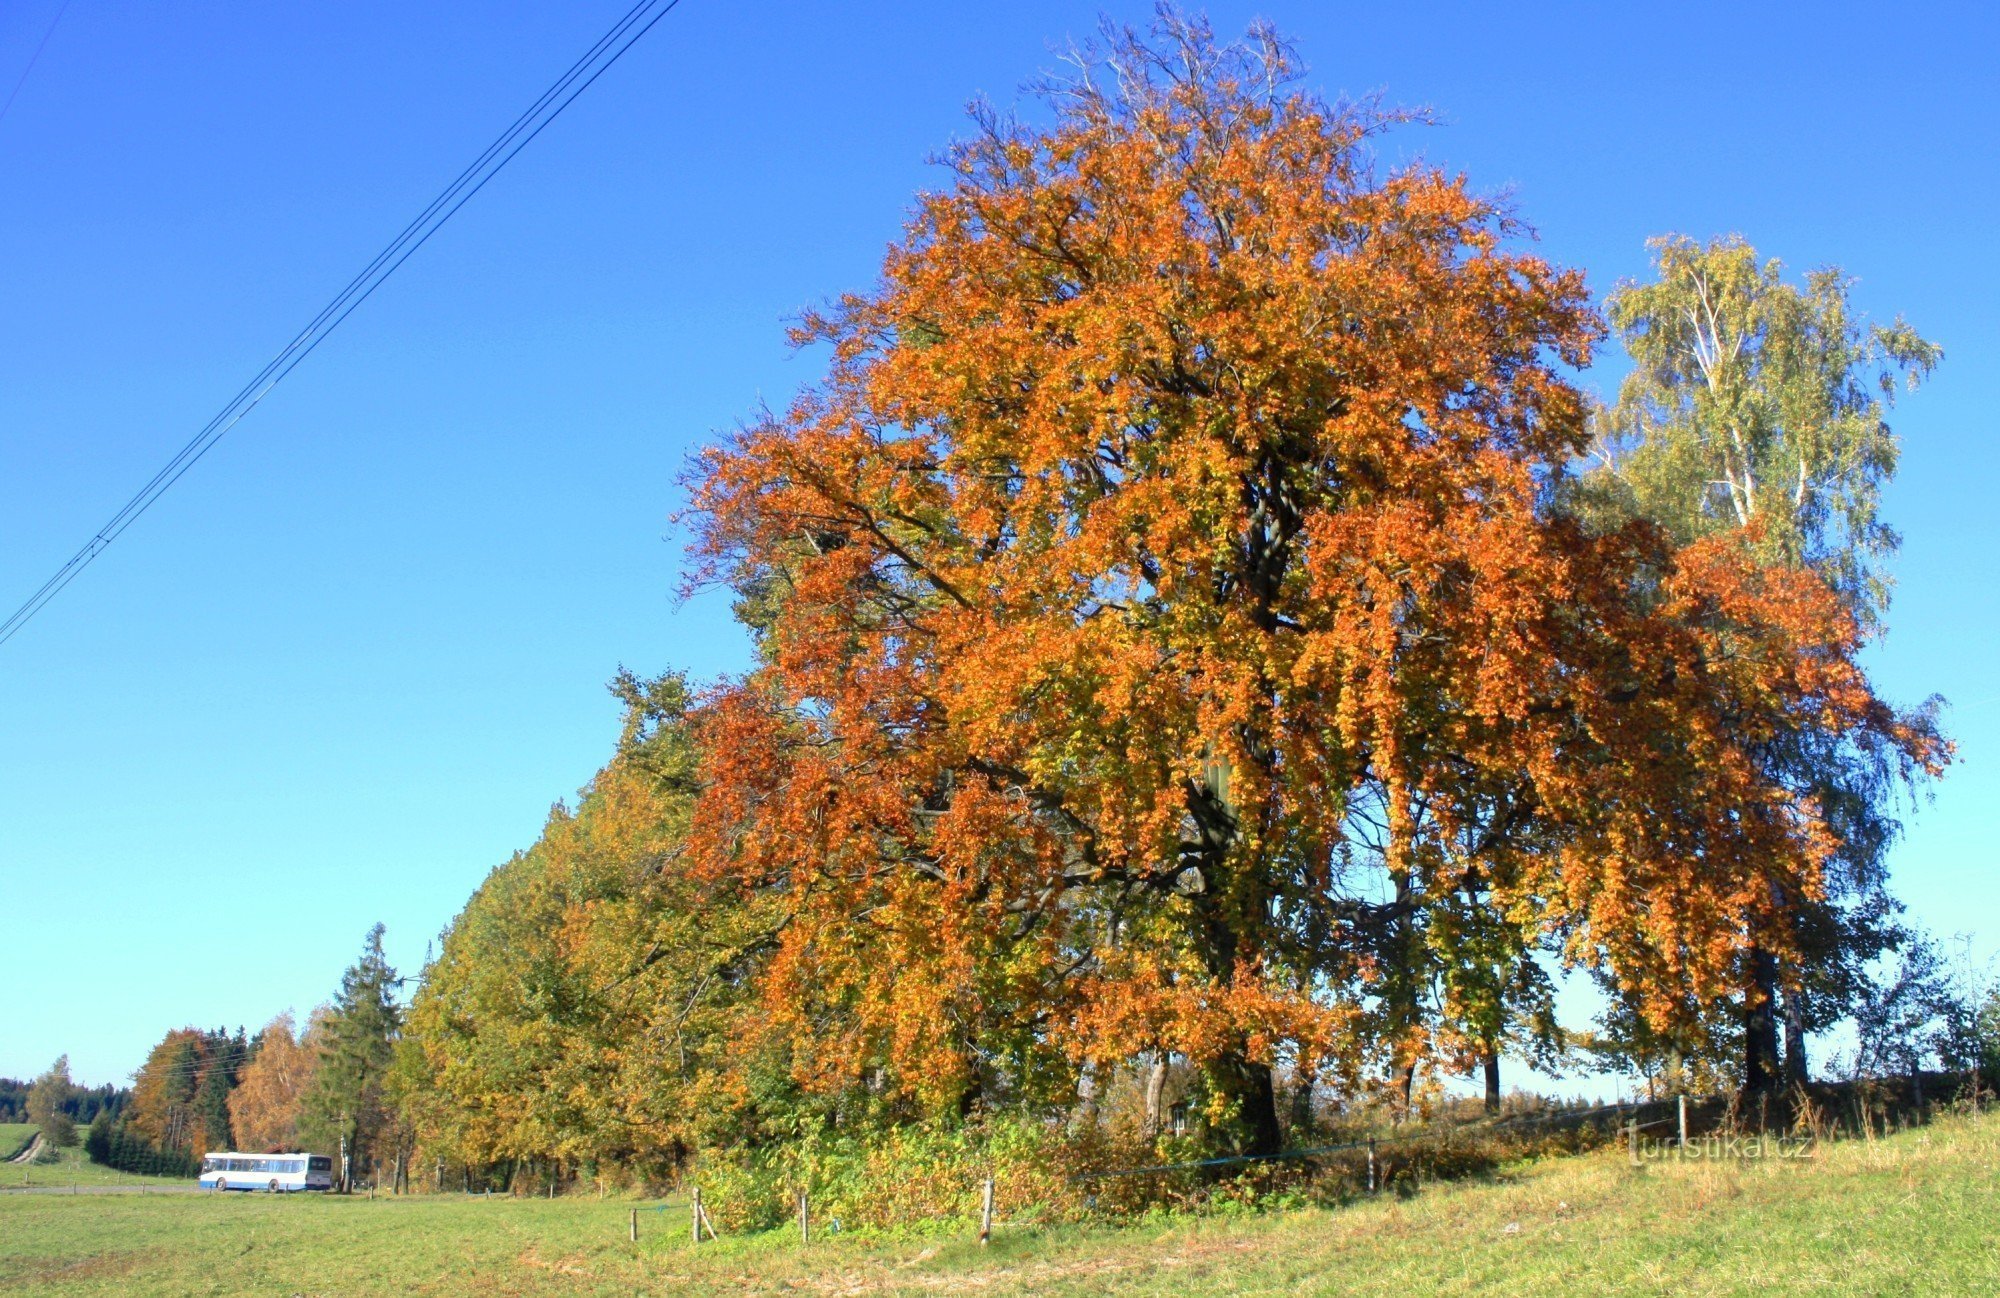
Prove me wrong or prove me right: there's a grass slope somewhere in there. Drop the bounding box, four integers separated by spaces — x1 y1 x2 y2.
0 1125 36 1162
1 1116 1994 1295
0 1136 186 1190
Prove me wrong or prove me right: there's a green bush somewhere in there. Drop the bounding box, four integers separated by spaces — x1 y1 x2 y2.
684 1105 1630 1237
694 1115 1134 1237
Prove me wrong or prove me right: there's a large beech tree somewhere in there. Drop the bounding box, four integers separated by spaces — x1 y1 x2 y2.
684 16 1943 1153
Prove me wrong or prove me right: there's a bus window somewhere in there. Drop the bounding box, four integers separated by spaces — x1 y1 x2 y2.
309 1157 332 1172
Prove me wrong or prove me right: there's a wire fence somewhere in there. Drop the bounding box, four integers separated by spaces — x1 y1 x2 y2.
1071 1093 1684 1182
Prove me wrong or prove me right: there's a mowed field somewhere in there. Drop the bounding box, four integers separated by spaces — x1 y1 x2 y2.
2 1117 1994 1296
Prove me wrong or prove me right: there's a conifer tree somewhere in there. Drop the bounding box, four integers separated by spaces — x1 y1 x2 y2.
83 1111 113 1164
193 1028 245 1152
302 925 403 1186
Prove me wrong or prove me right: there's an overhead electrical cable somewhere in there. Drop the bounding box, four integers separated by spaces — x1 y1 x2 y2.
0 0 685 649
0 0 72 132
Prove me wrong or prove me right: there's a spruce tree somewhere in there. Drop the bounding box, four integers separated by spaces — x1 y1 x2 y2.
194 1028 246 1151
302 924 403 1187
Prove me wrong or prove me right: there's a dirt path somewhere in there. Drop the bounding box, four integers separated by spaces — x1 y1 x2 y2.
7 1131 44 1164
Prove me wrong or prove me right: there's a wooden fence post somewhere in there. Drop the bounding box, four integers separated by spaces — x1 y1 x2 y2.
629 1208 639 1243
799 1190 810 1244
1678 1094 1688 1149
691 1186 703 1247
1366 1138 1376 1194
979 1177 995 1246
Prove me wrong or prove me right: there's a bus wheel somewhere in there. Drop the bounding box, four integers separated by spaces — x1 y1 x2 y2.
269 1179 280 1193
215 1178 228 1192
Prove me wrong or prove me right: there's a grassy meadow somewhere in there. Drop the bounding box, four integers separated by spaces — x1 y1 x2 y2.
0 1134 185 1190
0 1125 36 1162
1 1113 1994 1295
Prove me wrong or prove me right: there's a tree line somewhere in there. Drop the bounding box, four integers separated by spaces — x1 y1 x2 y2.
2 1066 124 1132
18 925 406 1187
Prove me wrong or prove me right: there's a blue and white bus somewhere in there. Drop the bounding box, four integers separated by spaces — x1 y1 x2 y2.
199 1152 335 1192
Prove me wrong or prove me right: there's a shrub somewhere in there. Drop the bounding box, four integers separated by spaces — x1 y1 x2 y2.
695 1115 1140 1237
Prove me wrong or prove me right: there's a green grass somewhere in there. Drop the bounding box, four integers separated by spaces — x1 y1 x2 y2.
0 1136 186 1190
0 1126 36 1163
2 1116 1996 1295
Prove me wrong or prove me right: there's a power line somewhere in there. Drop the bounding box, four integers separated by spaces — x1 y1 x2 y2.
0 0 71 132
0 0 686 650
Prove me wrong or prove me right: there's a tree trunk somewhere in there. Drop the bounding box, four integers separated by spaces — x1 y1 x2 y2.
1482 1049 1502 1115
1289 1061 1317 1137
1395 1061 1417 1122
1781 984 1808 1088
1074 1062 1100 1129
1184 784 1282 1158
1743 947 1782 1107
1206 1053 1283 1157
1141 1052 1169 1141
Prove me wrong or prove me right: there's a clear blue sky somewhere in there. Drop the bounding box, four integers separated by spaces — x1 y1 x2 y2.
1 1 1993 1090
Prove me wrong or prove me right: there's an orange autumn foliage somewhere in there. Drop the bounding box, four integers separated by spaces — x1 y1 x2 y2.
227 1013 322 1153
681 17 1944 1150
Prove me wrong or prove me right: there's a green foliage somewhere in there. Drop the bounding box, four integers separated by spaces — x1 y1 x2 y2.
26 1056 77 1148
696 1115 1111 1236
1570 233 1949 1091
301 925 404 1185
80 1120 200 1179
0 1077 125 1129
397 670 778 1186
1977 990 2000 1084
1586 233 1940 621
83 1113 111 1164
127 1028 249 1157
194 1030 246 1153
1852 932 1993 1085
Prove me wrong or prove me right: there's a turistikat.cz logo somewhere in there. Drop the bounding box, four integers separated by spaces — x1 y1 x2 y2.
1627 1130 1816 1165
